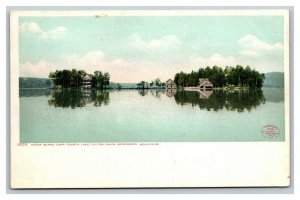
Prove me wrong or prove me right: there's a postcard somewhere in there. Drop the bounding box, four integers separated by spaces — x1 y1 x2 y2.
10 10 290 188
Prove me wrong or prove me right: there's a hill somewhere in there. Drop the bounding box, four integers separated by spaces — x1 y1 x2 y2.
108 82 138 89
263 72 284 88
19 77 52 88
19 77 138 89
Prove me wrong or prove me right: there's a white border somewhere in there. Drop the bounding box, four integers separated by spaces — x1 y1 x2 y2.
9 9 290 189
1 1 298 200
10 9 289 16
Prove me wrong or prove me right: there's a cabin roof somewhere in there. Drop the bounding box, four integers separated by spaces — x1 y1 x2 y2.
199 78 213 87
83 74 93 80
166 79 176 85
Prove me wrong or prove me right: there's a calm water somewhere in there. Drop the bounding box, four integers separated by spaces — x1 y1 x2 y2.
20 88 285 142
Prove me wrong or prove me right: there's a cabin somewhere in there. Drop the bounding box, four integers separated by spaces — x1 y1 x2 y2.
165 79 177 90
82 74 93 89
199 78 213 90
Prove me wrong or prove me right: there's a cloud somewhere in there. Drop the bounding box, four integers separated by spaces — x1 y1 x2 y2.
20 60 55 78
238 34 283 58
190 54 237 68
20 51 143 82
189 50 283 73
20 22 68 40
20 22 42 33
236 34 284 72
19 34 285 82
65 51 106 67
130 33 181 51
41 26 68 39
63 51 162 82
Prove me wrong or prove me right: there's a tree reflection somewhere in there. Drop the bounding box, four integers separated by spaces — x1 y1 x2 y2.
149 89 163 99
138 89 148 96
174 89 266 112
48 89 109 109
92 90 110 107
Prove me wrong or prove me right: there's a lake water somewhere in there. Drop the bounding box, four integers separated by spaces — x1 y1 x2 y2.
19 88 285 143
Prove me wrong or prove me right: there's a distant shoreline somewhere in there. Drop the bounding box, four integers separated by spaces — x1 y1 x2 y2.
19 71 285 89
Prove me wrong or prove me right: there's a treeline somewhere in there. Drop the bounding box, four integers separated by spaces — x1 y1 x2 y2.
49 69 110 89
137 77 166 89
19 77 52 88
150 78 166 87
174 65 265 88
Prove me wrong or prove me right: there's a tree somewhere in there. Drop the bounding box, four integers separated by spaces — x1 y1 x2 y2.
137 81 146 89
150 77 163 88
209 66 225 87
178 71 187 87
94 71 103 88
187 70 198 86
244 66 252 87
150 81 154 87
235 65 244 86
103 72 110 89
94 70 110 89
197 68 205 78
174 73 180 86
49 69 87 88
154 78 162 87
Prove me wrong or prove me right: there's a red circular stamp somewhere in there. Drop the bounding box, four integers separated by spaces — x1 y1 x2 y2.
261 124 280 139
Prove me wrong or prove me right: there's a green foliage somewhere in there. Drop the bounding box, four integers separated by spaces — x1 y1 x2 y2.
93 71 110 89
174 65 265 88
48 69 110 89
137 81 147 89
49 69 86 88
154 77 162 87
149 77 164 88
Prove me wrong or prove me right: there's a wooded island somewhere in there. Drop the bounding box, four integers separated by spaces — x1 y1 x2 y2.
174 65 265 88
49 69 110 89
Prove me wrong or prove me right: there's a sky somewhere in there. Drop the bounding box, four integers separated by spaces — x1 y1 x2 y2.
19 15 284 83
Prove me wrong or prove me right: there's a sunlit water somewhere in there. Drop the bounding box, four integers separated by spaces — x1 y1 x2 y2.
19 88 285 142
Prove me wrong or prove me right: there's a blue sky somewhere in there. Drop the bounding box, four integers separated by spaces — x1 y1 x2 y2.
19 16 284 82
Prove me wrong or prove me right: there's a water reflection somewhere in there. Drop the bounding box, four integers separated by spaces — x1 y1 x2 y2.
165 89 177 98
138 89 148 96
149 89 163 99
174 89 266 112
138 89 165 98
19 88 52 97
262 88 284 102
199 90 213 99
19 88 281 112
48 89 109 109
